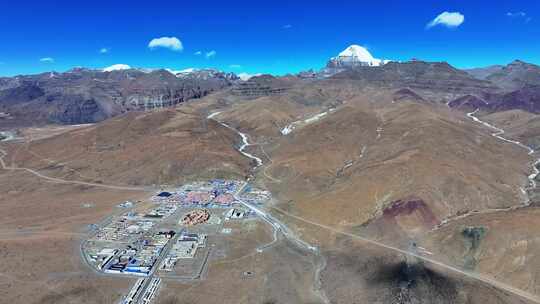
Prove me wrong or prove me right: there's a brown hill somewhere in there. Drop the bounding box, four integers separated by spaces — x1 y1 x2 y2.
4 108 250 186
330 61 497 102
261 95 529 240
425 207 540 297
201 84 530 241
488 85 540 114
196 84 540 302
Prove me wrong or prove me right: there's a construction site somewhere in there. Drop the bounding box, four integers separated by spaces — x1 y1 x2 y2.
80 179 271 304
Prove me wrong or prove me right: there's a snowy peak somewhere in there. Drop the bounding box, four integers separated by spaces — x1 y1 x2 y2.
103 64 131 72
327 45 388 68
338 45 377 63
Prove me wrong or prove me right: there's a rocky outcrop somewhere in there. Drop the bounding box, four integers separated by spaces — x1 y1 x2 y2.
49 96 107 124
0 82 45 105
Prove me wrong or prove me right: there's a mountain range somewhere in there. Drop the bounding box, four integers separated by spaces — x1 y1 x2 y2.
1 45 540 129
0 67 237 127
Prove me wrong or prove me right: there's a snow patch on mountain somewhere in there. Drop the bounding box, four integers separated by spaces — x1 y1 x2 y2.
103 64 131 72
280 108 335 135
238 72 262 81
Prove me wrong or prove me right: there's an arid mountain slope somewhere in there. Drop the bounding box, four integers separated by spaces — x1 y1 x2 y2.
481 109 540 149
330 61 497 102
263 96 530 240
3 108 250 186
204 85 540 303
425 207 540 297
201 84 531 242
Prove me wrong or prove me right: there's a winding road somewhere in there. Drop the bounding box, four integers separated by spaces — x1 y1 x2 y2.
270 205 540 303
0 148 150 192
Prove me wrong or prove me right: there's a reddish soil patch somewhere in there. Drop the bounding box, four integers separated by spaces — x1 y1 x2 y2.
382 197 439 228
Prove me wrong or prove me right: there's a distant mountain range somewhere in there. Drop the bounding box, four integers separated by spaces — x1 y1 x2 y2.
465 60 540 91
0 68 237 127
449 60 540 113
1 45 540 127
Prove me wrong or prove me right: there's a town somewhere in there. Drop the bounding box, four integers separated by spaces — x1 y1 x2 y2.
81 179 271 304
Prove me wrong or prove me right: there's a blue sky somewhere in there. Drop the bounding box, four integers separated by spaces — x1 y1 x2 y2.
0 0 539 76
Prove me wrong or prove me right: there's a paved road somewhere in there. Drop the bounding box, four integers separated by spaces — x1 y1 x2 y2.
233 182 316 253
271 205 540 304
132 233 178 304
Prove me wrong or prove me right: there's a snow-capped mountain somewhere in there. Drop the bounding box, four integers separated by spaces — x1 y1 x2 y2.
327 45 388 68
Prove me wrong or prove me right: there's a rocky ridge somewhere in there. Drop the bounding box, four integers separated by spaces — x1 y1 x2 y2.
0 68 238 126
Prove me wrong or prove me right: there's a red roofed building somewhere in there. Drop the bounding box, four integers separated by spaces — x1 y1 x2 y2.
213 193 235 205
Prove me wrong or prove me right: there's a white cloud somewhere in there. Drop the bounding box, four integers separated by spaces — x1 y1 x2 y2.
100 48 109 54
507 12 531 23
229 64 242 69
194 51 202 55
103 64 131 72
205 50 216 58
426 11 464 28
40 57 54 63
148 36 183 51
506 11 526 17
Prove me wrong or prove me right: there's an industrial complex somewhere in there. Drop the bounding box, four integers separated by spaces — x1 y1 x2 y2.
81 179 271 304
